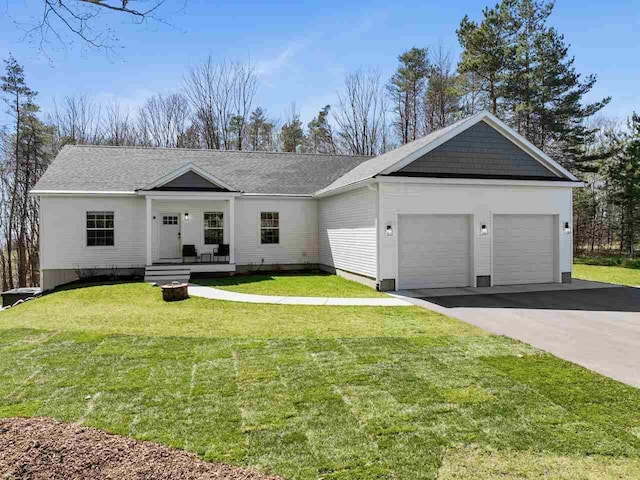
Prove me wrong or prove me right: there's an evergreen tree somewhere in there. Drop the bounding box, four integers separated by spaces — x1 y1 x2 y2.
600 114 640 257
387 48 429 143
306 105 336 154
248 107 275 151
280 111 304 153
457 3 514 115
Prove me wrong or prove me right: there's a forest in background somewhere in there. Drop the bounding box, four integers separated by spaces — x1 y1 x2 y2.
1 0 639 289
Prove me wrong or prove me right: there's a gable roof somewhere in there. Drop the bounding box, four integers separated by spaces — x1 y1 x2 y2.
315 111 578 196
143 163 239 192
32 146 371 195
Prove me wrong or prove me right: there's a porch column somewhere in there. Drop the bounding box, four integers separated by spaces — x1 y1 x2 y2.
146 196 152 265
229 197 235 264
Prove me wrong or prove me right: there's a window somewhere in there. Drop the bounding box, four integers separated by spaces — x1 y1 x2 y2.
162 215 178 225
86 211 114 246
260 212 279 244
204 212 224 244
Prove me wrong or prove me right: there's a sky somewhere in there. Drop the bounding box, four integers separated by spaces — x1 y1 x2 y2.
0 0 638 126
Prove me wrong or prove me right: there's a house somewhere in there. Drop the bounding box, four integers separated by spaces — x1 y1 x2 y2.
31 111 581 291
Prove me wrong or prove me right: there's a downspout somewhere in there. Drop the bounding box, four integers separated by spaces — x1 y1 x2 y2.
366 181 381 290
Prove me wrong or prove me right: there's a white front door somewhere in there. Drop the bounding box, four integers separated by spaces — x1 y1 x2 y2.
159 214 180 259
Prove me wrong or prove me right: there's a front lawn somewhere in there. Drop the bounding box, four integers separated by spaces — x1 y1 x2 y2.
193 272 387 297
573 264 640 287
2 282 640 479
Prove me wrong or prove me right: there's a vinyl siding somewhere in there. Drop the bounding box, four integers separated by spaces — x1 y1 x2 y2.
40 195 146 269
318 186 377 279
234 197 318 266
379 181 573 287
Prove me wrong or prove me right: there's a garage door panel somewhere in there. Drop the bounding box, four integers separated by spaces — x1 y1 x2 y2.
398 215 471 289
493 214 555 285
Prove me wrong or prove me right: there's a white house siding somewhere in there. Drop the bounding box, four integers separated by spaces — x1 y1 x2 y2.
318 186 377 279
40 195 146 271
378 181 573 288
150 200 230 262
234 197 318 266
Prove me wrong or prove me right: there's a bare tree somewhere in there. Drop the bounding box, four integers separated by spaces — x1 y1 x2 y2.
24 1 169 52
103 100 137 146
334 69 389 156
424 46 461 132
137 92 190 148
49 94 103 149
184 56 257 150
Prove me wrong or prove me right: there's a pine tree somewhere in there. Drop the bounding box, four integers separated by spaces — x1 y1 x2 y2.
306 105 336 154
387 48 429 143
248 107 275 151
280 111 304 153
457 3 514 115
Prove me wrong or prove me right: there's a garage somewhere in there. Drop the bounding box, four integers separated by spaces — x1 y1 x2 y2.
398 214 471 289
493 214 556 285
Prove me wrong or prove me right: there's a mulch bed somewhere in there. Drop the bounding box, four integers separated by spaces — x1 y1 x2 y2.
0 417 283 480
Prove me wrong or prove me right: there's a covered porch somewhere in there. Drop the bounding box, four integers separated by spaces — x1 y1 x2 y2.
140 190 240 271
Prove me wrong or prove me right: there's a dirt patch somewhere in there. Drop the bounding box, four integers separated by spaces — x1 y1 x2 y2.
0 417 283 479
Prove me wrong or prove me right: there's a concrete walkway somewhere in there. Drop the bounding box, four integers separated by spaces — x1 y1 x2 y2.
188 284 412 306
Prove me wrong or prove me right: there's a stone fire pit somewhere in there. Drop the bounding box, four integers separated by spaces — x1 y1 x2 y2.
161 282 189 302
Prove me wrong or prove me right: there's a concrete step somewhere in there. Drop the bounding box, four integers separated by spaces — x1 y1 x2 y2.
144 265 191 285
146 264 190 271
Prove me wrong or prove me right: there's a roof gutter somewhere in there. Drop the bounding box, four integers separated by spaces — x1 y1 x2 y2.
30 190 137 196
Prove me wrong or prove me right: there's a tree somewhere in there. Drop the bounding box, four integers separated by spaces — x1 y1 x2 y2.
49 94 103 150
387 48 429 143
137 93 190 148
306 105 336 154
335 69 389 155
21 1 169 52
600 115 640 257
457 3 514 115
184 57 257 150
248 107 275 151
280 105 304 153
0 56 51 288
424 46 461 131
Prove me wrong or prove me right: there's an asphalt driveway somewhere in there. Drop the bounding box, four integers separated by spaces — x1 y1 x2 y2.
397 281 640 387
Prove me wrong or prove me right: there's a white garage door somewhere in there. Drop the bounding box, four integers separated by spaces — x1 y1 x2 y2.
398 214 471 289
493 214 556 285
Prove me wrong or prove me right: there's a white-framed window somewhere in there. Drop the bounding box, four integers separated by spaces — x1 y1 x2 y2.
162 215 179 225
204 212 224 244
260 212 279 244
86 211 114 246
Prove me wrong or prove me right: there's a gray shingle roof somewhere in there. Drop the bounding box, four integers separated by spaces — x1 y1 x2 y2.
33 146 372 195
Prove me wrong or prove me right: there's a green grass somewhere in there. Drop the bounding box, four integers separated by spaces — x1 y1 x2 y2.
573 264 640 287
2 282 640 479
193 272 387 297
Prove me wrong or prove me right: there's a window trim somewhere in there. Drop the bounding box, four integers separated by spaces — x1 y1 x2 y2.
86 211 115 247
260 211 280 245
203 211 224 245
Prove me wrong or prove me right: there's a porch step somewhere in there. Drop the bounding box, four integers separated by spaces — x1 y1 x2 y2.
144 265 191 285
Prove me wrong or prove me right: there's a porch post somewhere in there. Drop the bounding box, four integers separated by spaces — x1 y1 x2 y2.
146 196 153 265
229 196 235 264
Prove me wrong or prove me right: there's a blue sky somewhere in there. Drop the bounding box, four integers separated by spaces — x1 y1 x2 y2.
0 0 638 126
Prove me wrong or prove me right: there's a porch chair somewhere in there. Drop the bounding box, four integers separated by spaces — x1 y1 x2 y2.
182 244 198 263
214 244 230 263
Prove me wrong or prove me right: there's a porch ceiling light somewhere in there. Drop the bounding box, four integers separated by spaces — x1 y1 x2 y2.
480 224 489 235
564 222 571 234
385 224 393 237
184 212 190 222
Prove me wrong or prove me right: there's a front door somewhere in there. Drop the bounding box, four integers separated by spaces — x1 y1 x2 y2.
159 214 180 259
